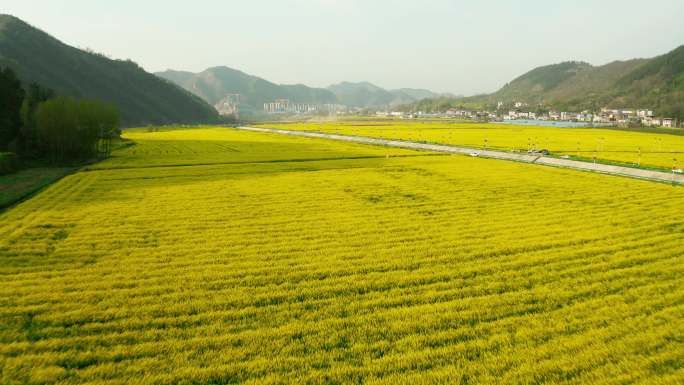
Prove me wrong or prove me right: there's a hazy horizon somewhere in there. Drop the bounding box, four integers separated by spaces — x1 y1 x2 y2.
3 0 684 95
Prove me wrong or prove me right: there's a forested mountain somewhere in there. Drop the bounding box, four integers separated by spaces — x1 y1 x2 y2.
327 81 442 108
0 14 219 126
156 67 338 113
410 45 684 119
608 45 684 119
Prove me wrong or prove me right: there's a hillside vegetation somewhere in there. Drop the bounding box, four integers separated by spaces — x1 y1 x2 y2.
412 45 684 119
0 15 219 126
492 60 648 107
1 127 683 384
610 45 684 119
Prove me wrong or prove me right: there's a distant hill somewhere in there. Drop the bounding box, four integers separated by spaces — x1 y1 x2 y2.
327 81 442 108
327 82 396 108
0 14 219 126
494 61 594 102
410 45 684 119
396 88 451 101
156 67 338 114
157 68 449 112
489 59 649 109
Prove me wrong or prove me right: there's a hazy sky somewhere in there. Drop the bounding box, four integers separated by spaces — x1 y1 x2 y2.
3 0 684 95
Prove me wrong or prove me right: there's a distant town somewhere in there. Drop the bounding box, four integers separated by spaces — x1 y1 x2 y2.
263 99 679 128
263 99 345 115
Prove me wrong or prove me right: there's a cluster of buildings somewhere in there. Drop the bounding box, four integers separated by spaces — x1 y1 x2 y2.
503 106 676 127
446 109 498 120
367 107 679 128
263 99 345 114
593 108 675 127
261 98 679 128
375 111 413 118
504 110 594 122
374 109 498 120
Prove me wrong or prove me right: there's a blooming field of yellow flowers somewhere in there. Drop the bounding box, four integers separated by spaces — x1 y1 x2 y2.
256 121 684 170
1 127 683 384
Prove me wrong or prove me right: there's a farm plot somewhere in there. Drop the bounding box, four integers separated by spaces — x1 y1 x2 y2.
90 127 418 170
257 121 684 170
1 127 683 384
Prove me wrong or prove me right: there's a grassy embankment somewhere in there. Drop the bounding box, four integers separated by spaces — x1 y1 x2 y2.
0 140 134 210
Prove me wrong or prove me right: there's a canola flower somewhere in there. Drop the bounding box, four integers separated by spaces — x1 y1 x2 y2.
0 128 683 384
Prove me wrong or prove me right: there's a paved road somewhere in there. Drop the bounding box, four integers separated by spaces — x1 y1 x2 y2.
236 126 684 185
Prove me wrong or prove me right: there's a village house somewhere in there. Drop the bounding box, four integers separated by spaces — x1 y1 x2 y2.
504 111 518 120
446 108 472 118
561 112 580 121
576 112 592 122
644 117 667 127
637 109 654 118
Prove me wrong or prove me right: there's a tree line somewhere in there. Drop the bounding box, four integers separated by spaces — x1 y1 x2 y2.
0 66 120 163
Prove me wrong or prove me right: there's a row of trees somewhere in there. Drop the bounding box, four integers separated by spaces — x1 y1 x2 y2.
34 96 120 162
0 67 120 163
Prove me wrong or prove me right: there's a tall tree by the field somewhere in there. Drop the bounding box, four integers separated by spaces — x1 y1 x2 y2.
77 99 120 158
35 96 78 162
0 67 25 150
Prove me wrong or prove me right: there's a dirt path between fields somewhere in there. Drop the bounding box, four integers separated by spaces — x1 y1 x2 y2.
235 126 684 185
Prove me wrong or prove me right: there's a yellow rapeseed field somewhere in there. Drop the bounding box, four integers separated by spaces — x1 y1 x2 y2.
1 127 683 384
256 121 684 170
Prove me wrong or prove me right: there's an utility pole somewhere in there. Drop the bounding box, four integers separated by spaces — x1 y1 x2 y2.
673 155 678 174
673 155 678 186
